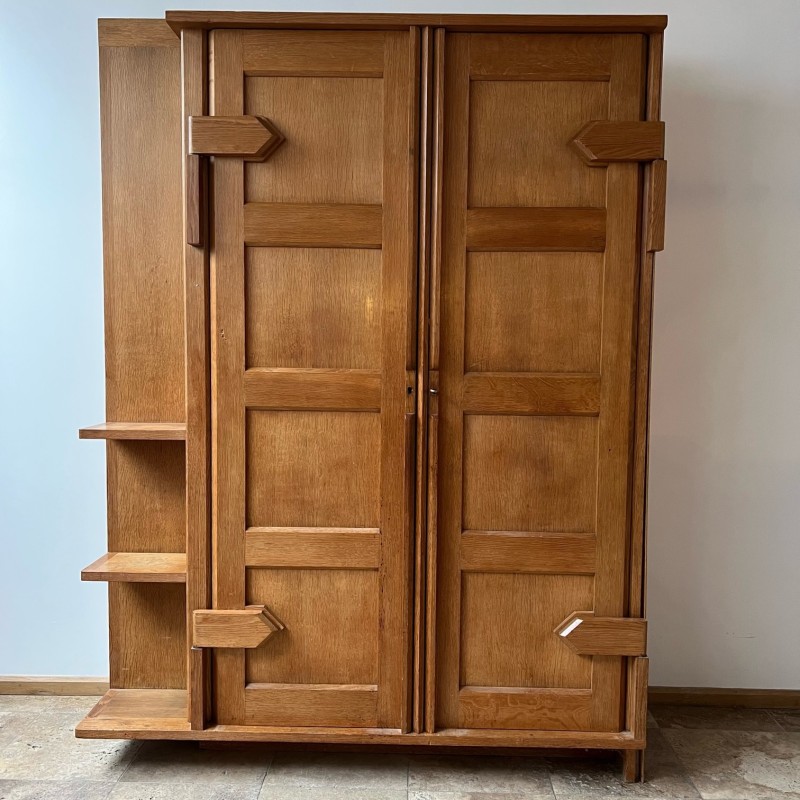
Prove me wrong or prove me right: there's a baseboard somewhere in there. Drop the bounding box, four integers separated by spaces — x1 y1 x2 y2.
2 678 799 708
648 686 800 709
0 676 110 696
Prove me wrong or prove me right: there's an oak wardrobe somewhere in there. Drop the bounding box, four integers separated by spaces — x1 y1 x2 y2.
79 11 667 781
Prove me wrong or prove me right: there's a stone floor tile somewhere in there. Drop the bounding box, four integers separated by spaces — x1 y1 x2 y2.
262 752 408 790
0 779 115 799
119 741 270 788
260 786 407 800
769 710 800 732
408 792 542 800
0 712 139 781
0 697 100 714
664 729 800 799
408 754 553 796
548 730 700 799
651 705 782 732
109 781 262 799
648 712 659 729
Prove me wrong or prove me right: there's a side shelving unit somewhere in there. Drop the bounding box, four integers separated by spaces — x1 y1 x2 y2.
77 19 192 736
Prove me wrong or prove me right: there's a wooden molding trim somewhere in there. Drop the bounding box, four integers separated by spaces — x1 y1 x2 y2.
646 159 667 251
555 611 647 656
192 606 285 649
0 677 110 696
189 115 284 161
648 687 800 709
572 120 665 164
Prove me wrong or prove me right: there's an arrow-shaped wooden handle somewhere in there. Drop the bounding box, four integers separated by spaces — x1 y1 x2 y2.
189 115 284 161
555 611 646 656
192 605 284 648
572 121 664 164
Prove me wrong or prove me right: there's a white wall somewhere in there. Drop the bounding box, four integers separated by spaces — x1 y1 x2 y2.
1 0 798 688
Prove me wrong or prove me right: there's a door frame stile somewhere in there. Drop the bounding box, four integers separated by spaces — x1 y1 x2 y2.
413 24 435 734
181 26 211 730
423 26 446 734
208 29 248 725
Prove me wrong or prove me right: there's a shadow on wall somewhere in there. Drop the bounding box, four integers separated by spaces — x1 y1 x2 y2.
647 63 800 686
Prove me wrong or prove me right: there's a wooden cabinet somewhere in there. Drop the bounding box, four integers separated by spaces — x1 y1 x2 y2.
79 12 667 780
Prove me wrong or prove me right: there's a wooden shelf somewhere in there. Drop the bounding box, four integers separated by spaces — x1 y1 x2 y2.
77 689 190 737
81 552 187 583
79 422 187 441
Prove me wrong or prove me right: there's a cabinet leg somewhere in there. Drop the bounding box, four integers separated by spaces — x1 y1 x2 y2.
621 749 644 782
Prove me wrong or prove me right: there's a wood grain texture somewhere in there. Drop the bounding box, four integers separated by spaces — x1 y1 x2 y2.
190 115 284 160
459 687 592 731
646 158 667 251
79 422 186 440
100 38 184 423
245 248 381 370
244 30 385 76
244 203 382 248
460 531 596 574
246 410 380 528
245 684 378 727
462 373 600 416
181 26 210 730
572 120 664 163
466 208 606 252
99 19 178 48
469 33 612 80
464 252 602 374
245 76 382 205
461 573 594 690
82 552 187 583
245 527 381 569
244 368 381 411
246 568 379 686
109 584 186 690
469 81 607 207
166 12 668 35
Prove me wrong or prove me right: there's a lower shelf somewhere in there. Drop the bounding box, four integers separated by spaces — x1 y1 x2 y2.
80 689 190 734
76 689 642 749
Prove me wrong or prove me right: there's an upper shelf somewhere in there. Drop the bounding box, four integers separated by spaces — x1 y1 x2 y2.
79 422 187 441
81 552 187 583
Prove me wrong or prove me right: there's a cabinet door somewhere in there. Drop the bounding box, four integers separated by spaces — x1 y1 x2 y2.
209 29 418 729
432 32 645 732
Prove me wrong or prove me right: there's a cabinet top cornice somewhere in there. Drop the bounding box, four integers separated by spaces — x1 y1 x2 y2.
163 11 667 35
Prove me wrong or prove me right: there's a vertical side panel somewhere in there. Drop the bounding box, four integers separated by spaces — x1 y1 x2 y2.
424 26 445 735
209 30 247 725
98 19 186 693
413 25 434 734
181 28 211 730
591 34 645 732
434 31 470 729
378 29 419 730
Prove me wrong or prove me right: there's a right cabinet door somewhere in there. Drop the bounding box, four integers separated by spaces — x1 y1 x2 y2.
433 31 645 732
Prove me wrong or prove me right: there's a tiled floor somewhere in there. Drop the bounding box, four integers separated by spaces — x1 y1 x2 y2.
0 697 799 799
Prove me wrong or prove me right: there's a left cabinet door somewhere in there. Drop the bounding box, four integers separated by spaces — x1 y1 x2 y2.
207 28 419 729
